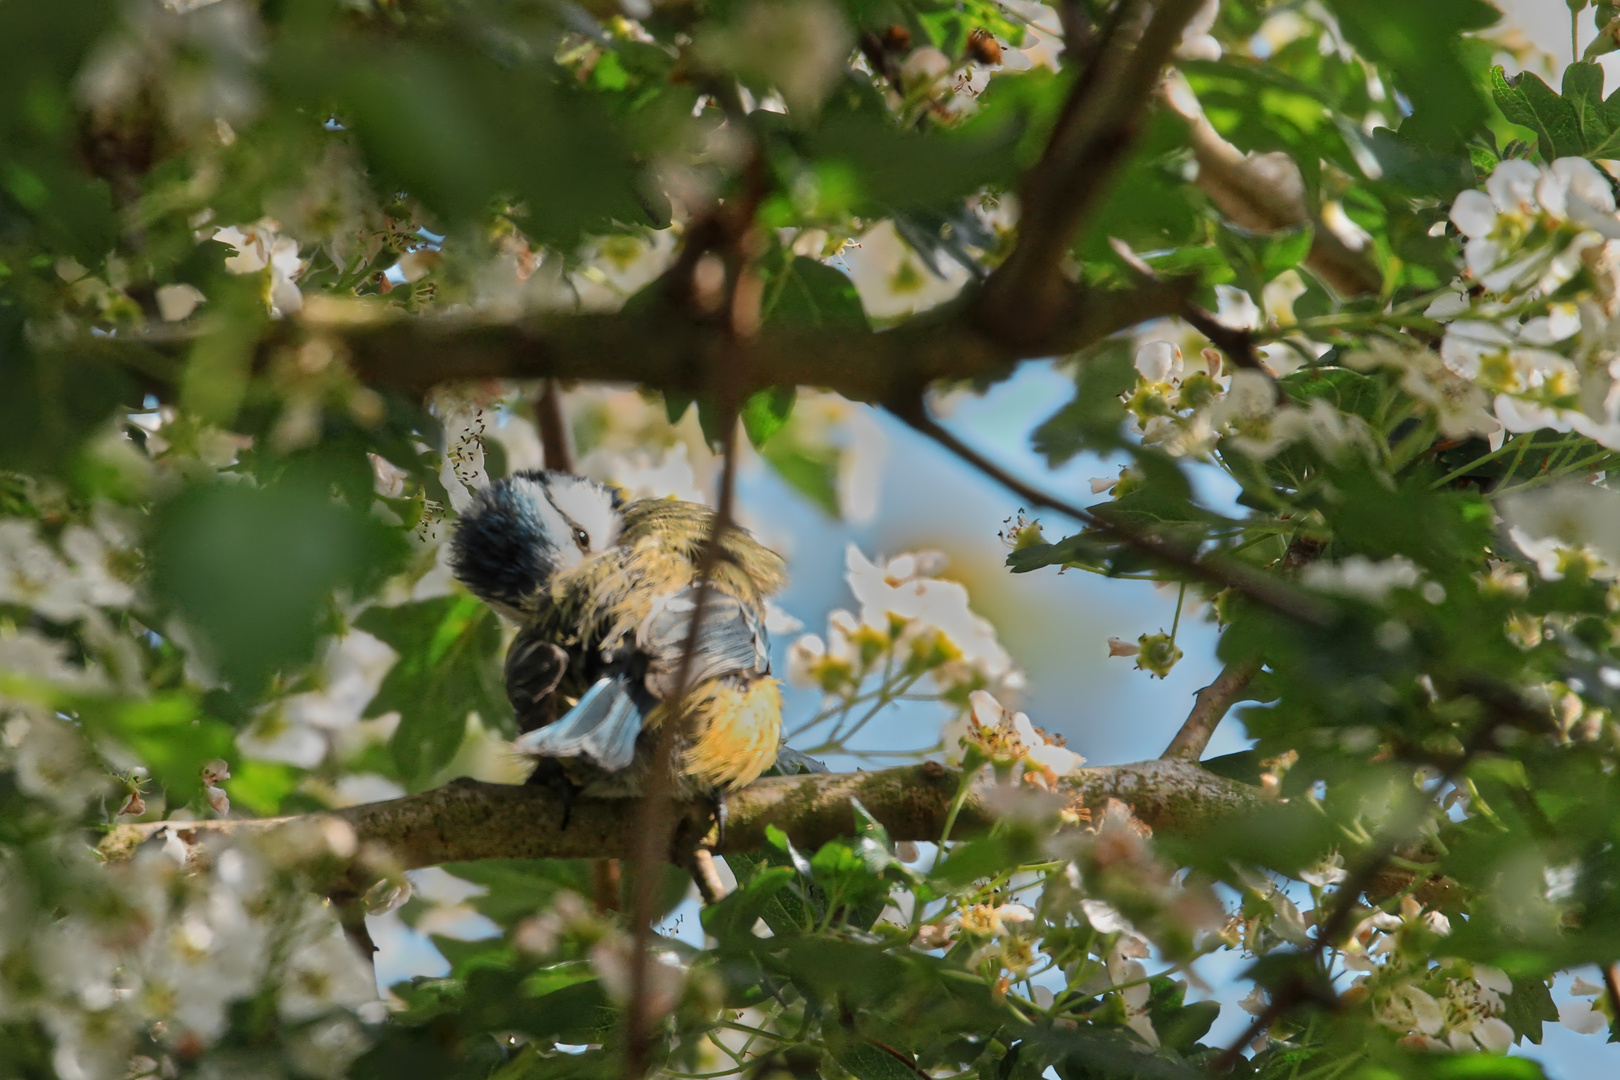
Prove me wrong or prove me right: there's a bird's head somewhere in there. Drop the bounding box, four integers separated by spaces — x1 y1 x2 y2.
451 470 626 615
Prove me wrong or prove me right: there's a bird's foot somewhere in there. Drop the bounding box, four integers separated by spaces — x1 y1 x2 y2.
526 758 579 829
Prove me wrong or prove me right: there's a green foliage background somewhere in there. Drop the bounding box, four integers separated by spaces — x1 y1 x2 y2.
7 0 1620 1078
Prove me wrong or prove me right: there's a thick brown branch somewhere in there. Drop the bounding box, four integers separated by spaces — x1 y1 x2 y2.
100 760 1259 888
1162 656 1262 761
980 0 1207 338
95 277 1185 406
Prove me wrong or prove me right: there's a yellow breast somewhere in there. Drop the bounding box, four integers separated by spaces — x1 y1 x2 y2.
670 678 784 792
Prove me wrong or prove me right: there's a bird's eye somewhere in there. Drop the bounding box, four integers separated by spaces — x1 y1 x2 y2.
572 526 590 551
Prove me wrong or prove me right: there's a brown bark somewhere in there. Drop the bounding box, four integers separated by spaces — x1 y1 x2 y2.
100 760 1260 892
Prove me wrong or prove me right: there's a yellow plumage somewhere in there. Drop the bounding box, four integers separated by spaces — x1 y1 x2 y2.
524 497 787 793
653 676 784 791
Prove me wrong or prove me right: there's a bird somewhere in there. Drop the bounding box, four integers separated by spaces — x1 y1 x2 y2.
449 469 795 804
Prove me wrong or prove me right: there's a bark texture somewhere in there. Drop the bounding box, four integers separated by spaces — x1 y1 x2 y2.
100 760 1261 890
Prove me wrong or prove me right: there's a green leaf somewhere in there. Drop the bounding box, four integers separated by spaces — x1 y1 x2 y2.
1030 339 1138 465
850 797 893 853
1424 1057 1549 1079
1005 531 1112 574
151 479 408 695
0 302 134 475
834 1041 921 1080
663 391 694 425
807 101 1024 216
1561 61 1619 156
277 33 646 244
1088 487 1219 532
522 960 598 999
1491 66 1586 160
930 837 1023 886
1200 750 1263 785
357 594 506 789
766 256 870 331
1500 974 1556 1044
1144 977 1220 1054
224 758 302 816
440 860 592 926
701 863 801 940
78 695 234 806
1278 366 1381 421
1261 224 1314 279
741 386 797 449
761 442 841 517
1323 0 1498 147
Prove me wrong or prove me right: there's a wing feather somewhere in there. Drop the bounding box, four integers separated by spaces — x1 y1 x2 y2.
637 588 769 701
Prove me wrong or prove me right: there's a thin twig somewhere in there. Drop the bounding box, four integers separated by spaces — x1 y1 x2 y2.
1604 963 1620 1037
534 379 575 472
592 858 622 913
623 420 739 1079
887 395 1335 627
980 0 1207 335
623 150 768 1080
1107 237 1269 376
1161 656 1262 761
1158 77 1381 299
690 849 729 904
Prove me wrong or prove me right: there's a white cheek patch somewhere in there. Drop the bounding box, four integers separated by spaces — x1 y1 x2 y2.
544 476 623 552
513 476 583 572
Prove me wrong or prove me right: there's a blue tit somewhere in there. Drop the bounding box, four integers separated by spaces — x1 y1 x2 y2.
450 469 790 798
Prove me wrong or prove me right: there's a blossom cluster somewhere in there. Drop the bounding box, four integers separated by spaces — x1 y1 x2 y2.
941 688 1084 788
0 804 378 1080
787 544 1024 707
1375 158 1620 452
1347 898 1517 1053
1118 338 1375 466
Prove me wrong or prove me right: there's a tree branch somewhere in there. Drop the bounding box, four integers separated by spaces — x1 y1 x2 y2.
1161 656 1262 761
1161 77 1382 299
95 276 1186 407
978 0 1208 338
99 760 1260 888
534 379 575 472
888 396 1336 627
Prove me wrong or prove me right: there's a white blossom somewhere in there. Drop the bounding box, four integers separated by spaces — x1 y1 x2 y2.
214 221 305 317
1502 483 1620 578
1560 999 1609 1035
1301 555 1422 603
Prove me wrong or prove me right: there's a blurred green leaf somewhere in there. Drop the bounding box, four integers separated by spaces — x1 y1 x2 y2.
766 256 870 330
357 594 506 789
1323 0 1498 147
1031 339 1138 465
742 386 797 449
277 32 646 243
79 694 233 806
834 1040 921 1080
0 303 135 475
151 479 407 695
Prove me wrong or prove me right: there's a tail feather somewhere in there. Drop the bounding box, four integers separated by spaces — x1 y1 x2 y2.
512 677 644 771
